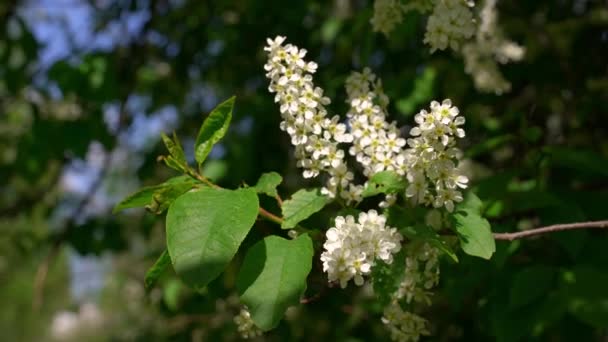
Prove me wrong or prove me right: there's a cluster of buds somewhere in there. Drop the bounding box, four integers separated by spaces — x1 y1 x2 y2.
233 307 263 339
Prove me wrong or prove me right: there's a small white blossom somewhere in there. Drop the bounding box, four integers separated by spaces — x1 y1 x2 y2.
395 243 440 305
321 210 403 288
403 99 468 212
423 0 476 52
371 0 405 35
462 0 525 94
382 303 430 342
265 36 356 201
371 0 435 36
345 68 406 181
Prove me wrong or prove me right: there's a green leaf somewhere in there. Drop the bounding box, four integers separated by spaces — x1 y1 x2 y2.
146 180 199 214
145 250 172 290
159 155 188 173
385 206 458 262
545 147 608 177
113 176 198 213
237 234 313 331
166 187 259 289
281 189 331 229
509 266 556 310
362 171 406 198
159 132 189 173
559 266 608 327
114 186 161 213
371 249 406 307
195 96 235 166
450 192 496 259
465 134 514 159
201 159 228 182
163 278 183 312
400 224 459 262
161 132 187 166
253 172 283 198
396 68 436 116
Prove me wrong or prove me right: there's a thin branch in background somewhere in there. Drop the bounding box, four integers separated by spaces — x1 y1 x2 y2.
493 220 608 241
32 103 128 311
32 147 114 311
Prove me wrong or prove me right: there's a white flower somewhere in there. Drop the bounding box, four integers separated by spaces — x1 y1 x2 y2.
462 0 525 94
382 303 430 342
403 99 468 212
423 0 476 53
371 0 405 35
265 36 356 200
264 36 286 52
433 186 463 212
339 184 364 205
395 243 440 305
321 210 403 288
405 173 428 205
345 68 406 180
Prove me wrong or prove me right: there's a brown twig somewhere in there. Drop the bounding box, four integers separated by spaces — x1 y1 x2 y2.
275 194 283 207
32 239 62 310
300 292 322 304
493 220 608 241
258 207 284 225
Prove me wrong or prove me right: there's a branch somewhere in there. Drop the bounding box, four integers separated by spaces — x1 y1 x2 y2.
32 146 114 311
32 9 161 310
493 220 608 241
258 207 284 225
33 102 129 311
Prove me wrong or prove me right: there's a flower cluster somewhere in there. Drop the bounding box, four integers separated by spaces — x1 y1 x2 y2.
233 307 262 339
345 68 406 178
370 0 405 35
264 36 358 201
321 210 403 288
395 243 440 305
263 37 473 342
382 303 430 342
370 0 524 93
344 68 407 207
462 0 525 94
404 99 468 212
423 0 476 52
371 0 435 35
381 243 440 342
